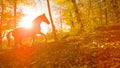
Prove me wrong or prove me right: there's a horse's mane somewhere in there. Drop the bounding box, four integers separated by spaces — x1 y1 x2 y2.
32 14 45 24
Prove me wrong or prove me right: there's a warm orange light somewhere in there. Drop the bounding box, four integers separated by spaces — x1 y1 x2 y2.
17 14 34 29
18 5 37 29
41 22 51 34
18 5 70 34
14 46 32 63
18 23 32 29
17 5 51 34
18 16 50 34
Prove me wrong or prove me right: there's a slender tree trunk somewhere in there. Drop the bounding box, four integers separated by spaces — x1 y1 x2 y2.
105 0 108 25
47 0 57 40
88 0 91 24
0 0 4 44
59 10 62 31
70 11 75 29
105 7 108 25
71 0 83 29
99 0 103 25
71 0 80 22
111 0 119 24
14 0 17 28
114 0 119 23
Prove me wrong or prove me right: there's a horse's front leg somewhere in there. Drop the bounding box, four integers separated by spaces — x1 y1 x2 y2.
39 32 47 43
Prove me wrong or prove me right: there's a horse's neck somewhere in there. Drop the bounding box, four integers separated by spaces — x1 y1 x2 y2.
33 22 41 27
33 23 41 30
33 16 42 23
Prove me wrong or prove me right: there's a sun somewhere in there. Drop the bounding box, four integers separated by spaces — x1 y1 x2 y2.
17 16 33 29
18 22 32 28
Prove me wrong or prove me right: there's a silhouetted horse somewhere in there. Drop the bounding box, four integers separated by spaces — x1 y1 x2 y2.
7 13 50 46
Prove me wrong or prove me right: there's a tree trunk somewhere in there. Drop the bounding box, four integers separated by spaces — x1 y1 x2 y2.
0 0 4 44
114 0 119 23
105 1 108 25
14 0 17 28
71 0 83 28
99 0 103 25
59 10 62 31
70 11 75 29
88 0 91 25
47 0 57 40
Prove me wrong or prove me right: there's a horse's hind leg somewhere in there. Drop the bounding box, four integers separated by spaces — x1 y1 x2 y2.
39 32 47 43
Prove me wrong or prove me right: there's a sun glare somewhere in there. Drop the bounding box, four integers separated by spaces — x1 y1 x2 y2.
17 6 50 34
18 16 33 29
17 3 71 34
17 6 36 29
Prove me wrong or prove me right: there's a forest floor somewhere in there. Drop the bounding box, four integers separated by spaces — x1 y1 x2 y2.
0 25 120 68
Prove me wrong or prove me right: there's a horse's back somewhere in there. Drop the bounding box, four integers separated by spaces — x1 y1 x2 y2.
12 27 29 38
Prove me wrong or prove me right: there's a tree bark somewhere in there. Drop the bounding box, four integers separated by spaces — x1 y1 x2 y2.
14 0 17 28
47 0 57 40
99 0 103 25
105 0 108 25
113 0 119 23
71 0 83 28
0 0 4 44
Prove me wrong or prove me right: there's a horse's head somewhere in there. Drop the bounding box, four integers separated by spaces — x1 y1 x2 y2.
32 13 50 33
41 13 50 24
32 13 50 25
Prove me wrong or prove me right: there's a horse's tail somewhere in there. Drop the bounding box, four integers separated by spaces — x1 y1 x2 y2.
6 31 13 46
